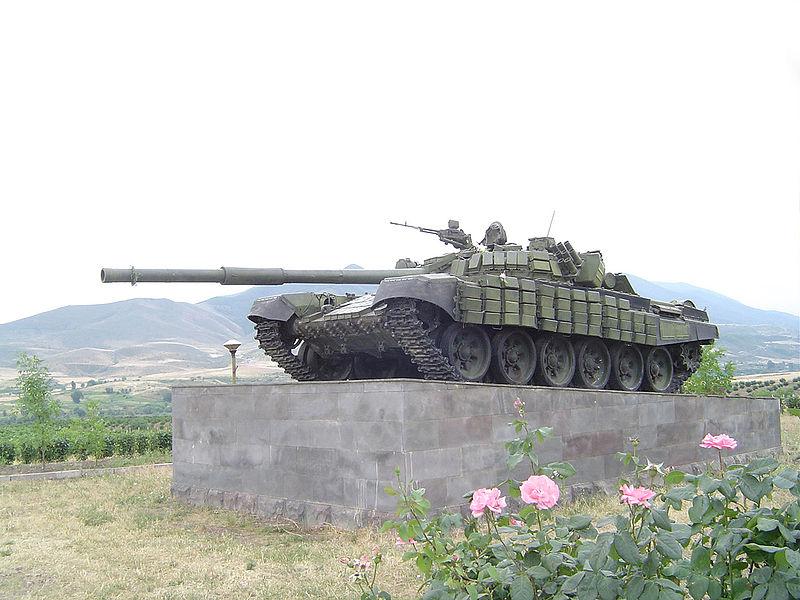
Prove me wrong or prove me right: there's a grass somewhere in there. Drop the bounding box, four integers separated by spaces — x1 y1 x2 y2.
0 467 420 600
0 416 797 600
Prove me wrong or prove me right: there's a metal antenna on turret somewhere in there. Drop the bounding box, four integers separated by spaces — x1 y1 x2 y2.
546 211 556 237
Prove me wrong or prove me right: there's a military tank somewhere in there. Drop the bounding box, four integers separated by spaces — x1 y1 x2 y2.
100 220 718 392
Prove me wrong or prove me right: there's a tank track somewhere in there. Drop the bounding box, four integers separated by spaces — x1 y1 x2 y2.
384 299 460 380
665 343 701 393
665 367 692 394
254 320 316 381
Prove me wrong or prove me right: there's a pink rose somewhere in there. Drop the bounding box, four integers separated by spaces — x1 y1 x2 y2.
514 399 524 410
510 517 523 527
619 484 656 508
470 487 507 517
520 475 560 509
699 433 738 451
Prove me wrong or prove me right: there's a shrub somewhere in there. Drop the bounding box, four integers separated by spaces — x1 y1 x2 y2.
0 441 15 464
16 437 38 464
114 431 136 456
360 400 800 600
16 353 61 465
682 344 736 396
132 431 150 454
148 430 171 452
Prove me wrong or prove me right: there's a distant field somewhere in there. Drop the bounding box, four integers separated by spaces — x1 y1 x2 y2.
0 363 289 422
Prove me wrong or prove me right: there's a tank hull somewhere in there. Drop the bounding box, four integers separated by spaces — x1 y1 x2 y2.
248 272 717 392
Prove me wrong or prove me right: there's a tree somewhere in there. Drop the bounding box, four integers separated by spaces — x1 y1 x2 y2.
682 344 736 396
16 353 61 466
82 398 108 462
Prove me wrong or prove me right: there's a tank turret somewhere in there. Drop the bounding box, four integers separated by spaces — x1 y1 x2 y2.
101 219 718 391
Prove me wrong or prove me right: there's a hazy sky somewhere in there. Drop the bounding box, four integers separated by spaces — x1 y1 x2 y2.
1 1 798 325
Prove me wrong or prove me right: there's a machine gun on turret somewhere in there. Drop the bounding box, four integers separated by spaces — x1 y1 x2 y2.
390 220 474 250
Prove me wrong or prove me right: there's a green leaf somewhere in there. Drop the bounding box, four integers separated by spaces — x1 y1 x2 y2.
545 461 576 479
699 475 720 494
542 552 563 573
748 457 778 475
507 453 524 470
671 523 693 544
751 566 772 584
415 553 432 575
752 584 768 600
690 546 711 571
688 495 710 524
718 479 737 500
614 531 642 565
664 470 685 486
565 514 592 530
577 572 599 600
640 581 659 600
384 486 398 496
787 582 800 600
510 574 534 600
650 508 672 531
590 533 614 572
625 575 645 600
707 579 723 600
665 485 695 501
687 574 709 600
766 580 789 600
757 517 780 532
597 575 620 600
773 468 798 488
740 473 766 503
527 565 549 580
784 548 800 570
561 572 585 594
654 533 683 560
746 543 786 553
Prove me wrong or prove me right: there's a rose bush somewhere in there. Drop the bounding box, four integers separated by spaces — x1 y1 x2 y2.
354 401 800 600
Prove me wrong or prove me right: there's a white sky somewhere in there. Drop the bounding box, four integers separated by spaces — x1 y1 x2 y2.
1 1 798 325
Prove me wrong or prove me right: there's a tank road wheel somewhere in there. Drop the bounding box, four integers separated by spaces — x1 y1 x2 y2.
534 334 576 387
352 353 399 380
573 338 611 389
643 347 674 392
610 343 644 391
439 323 491 382
303 345 353 381
490 329 537 385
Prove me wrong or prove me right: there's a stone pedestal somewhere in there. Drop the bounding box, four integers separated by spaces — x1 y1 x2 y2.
171 380 782 529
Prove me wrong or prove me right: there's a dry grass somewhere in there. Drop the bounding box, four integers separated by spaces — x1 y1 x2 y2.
0 415 797 600
0 467 420 600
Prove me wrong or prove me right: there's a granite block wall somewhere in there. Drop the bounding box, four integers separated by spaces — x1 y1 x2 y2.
171 381 782 528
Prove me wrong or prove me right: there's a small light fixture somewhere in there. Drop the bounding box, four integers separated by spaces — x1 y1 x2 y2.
223 339 242 384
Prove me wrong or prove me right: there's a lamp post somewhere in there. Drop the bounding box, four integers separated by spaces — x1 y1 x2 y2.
223 339 241 384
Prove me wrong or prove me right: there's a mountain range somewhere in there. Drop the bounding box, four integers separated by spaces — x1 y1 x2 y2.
0 274 797 377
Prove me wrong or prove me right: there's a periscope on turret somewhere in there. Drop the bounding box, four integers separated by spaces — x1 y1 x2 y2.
101 220 718 392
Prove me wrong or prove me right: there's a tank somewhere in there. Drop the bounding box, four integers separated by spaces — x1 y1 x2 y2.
100 220 718 392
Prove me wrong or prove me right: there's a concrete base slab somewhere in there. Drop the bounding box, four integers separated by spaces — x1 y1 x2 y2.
171 380 782 529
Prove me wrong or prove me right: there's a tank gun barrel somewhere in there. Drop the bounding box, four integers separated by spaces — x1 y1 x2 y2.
100 266 427 286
